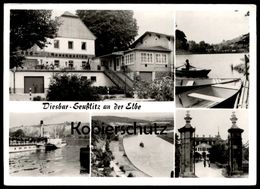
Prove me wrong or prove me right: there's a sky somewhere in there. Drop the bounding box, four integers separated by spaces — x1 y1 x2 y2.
10 112 90 127
176 10 249 44
176 109 249 144
52 9 174 39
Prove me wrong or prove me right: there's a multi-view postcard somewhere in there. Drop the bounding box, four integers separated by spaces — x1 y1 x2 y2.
3 3 256 187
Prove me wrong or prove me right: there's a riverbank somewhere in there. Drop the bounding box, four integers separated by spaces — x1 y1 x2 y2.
109 138 149 177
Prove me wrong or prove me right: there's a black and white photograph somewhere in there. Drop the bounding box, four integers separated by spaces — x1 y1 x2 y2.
4 3 256 186
175 110 249 178
9 112 90 176
9 9 174 102
175 10 250 108
91 112 174 177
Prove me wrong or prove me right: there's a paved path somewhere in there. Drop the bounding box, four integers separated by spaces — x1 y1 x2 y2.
195 161 224 178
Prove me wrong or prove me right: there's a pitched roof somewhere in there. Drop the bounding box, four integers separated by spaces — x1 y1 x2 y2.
125 46 171 53
98 51 124 58
57 12 96 40
131 31 174 48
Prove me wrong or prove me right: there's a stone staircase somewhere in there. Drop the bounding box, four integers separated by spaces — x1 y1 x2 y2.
104 70 134 92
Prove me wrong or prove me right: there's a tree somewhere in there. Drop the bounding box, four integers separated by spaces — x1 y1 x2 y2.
176 29 189 51
10 129 26 138
208 142 228 164
10 10 60 68
76 10 138 56
46 74 100 101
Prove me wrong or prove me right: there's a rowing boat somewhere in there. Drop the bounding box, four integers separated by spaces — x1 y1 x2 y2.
176 65 211 78
176 79 242 108
176 78 241 94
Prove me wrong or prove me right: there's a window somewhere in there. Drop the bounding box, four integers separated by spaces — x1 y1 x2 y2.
141 53 153 63
54 60 60 68
124 53 134 65
162 54 167 63
155 53 167 63
68 41 73 49
68 60 74 68
156 54 161 63
81 42 86 50
54 40 59 48
82 61 87 68
81 76 88 81
91 76 96 82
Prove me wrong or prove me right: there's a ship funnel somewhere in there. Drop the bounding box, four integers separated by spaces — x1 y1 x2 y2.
40 120 44 137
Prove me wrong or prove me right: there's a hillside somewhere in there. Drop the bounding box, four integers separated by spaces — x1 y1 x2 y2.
176 30 249 54
92 116 149 124
10 122 89 138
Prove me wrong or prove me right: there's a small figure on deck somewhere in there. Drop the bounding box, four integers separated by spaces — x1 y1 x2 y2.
185 59 191 71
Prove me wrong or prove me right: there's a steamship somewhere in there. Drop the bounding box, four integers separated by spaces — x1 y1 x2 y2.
9 120 66 153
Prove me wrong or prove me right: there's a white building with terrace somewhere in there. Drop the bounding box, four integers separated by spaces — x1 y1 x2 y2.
9 11 115 96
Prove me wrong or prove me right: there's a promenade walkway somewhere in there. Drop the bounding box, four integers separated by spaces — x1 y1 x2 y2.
195 161 224 178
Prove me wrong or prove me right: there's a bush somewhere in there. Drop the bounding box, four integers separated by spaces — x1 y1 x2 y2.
46 73 101 101
92 86 124 95
33 95 43 101
133 76 174 101
127 172 134 177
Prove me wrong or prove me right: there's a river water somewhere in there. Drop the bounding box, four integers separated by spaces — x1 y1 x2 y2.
176 53 246 78
9 145 89 176
123 134 174 177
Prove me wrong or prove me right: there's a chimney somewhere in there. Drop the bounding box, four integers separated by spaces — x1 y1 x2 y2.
40 120 44 137
203 134 205 138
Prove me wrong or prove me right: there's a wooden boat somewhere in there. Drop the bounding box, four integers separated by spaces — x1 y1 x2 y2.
176 78 241 94
176 79 242 108
176 65 211 77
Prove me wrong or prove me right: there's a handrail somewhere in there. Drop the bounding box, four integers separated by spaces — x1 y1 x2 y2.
104 70 133 91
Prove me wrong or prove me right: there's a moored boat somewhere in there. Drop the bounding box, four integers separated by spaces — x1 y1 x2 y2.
176 65 211 78
9 144 38 153
176 79 242 108
176 78 241 94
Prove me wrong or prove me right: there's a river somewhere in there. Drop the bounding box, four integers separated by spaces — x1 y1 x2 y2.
176 53 246 78
123 134 174 177
9 145 89 176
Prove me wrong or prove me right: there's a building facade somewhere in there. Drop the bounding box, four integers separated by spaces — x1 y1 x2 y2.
99 31 174 82
10 11 115 95
10 12 174 97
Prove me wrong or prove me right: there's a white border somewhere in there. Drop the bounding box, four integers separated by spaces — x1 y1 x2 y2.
4 3 257 186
